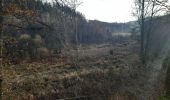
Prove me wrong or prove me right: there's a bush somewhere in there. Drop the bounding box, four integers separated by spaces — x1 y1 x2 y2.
18 34 35 59
4 37 18 57
19 34 31 41
33 35 43 46
36 47 49 59
4 34 49 62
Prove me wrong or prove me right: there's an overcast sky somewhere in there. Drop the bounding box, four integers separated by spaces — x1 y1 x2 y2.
76 0 136 23
46 0 136 22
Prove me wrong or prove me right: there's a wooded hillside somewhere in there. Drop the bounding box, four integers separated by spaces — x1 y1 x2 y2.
2 0 132 63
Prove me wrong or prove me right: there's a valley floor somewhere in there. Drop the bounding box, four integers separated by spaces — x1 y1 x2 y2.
2 39 158 100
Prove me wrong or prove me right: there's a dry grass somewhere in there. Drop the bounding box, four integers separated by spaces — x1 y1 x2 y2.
2 40 142 100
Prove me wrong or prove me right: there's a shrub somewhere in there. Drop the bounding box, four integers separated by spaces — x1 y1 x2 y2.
4 37 18 57
19 34 31 41
18 34 34 59
36 47 49 59
33 34 43 46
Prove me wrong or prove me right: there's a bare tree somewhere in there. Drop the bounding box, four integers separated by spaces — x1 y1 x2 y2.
133 0 170 63
53 0 83 70
54 0 82 9
63 0 82 66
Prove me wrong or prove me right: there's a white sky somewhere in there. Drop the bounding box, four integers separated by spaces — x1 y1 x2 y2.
76 0 136 23
46 0 136 22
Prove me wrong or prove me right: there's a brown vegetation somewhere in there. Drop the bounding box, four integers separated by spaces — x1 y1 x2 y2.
2 40 143 100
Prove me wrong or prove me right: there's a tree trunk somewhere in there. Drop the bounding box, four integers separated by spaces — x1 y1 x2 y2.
145 0 155 62
0 0 3 99
141 0 145 64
